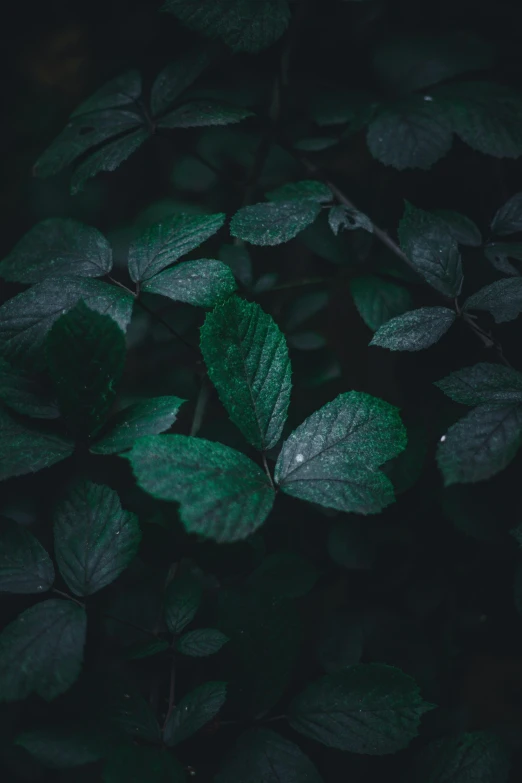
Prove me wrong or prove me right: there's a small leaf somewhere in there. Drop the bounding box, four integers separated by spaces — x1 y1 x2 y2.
128 435 275 542
16 726 107 769
158 101 253 129
464 277 522 322
163 681 227 746
142 259 236 307
70 128 149 194
176 628 229 656
431 209 483 246
200 296 291 450
274 392 407 515
91 396 185 455
370 307 456 351
72 70 142 116
398 202 463 297
0 518 54 594
484 242 522 275
288 663 434 754
411 730 511 783
247 551 318 598
350 275 413 332
328 204 373 234
128 212 225 282
0 219 112 283
105 680 161 744
230 201 322 246
435 363 522 406
0 406 74 481
54 480 141 597
437 404 522 485
491 191 522 235
164 572 203 634
125 639 170 660
103 745 185 783
151 47 216 117
0 357 59 419
0 599 86 701
266 180 332 204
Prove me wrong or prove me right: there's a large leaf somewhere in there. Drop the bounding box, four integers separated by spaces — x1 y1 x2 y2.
0 219 112 283
0 406 74 481
370 307 456 351
0 276 133 370
274 392 407 514
230 201 322 246
128 435 275 542
16 725 107 769
350 275 413 332
162 0 291 54
464 277 522 322
91 396 185 455
435 363 522 406
0 518 54 594
201 297 291 450
142 259 236 307
491 191 522 235
0 599 86 701
72 70 142 116
46 302 126 439
70 128 150 194
163 681 226 746
398 202 463 297
0 357 59 419
437 404 522 485
288 663 434 754
151 47 216 117
158 101 253 129
164 572 203 634
103 745 185 783
176 628 229 656
215 728 324 783
411 731 511 783
128 212 225 282
54 480 141 596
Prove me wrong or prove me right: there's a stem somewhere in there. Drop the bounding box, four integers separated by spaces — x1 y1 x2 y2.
163 656 177 731
190 374 211 437
52 587 85 609
262 452 275 490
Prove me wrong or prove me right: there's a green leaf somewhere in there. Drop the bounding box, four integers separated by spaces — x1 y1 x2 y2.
411 731 511 783
288 663 434 754
163 681 226 747
54 480 141 596
367 97 453 170
491 191 522 235
247 551 318 598
128 212 225 282
162 0 291 54
435 363 522 406
0 276 133 370
0 218 112 283
398 202 463 296
0 357 59 419
103 745 185 783
70 128 149 194
142 259 236 306
328 204 373 235
176 628 229 656
274 391 407 515
484 242 522 275
219 243 253 287
46 302 126 439
437 404 522 485
266 180 332 204
72 70 142 116
128 435 275 542
0 599 86 701
464 277 522 322
0 406 74 481
16 726 107 769
370 307 456 351
125 639 169 660
230 201 322 246
431 209 483 247
158 101 253 129
91 396 185 455
0 518 54 593
164 572 203 634
151 47 216 117
215 728 324 783
200 297 291 450
350 275 413 332
105 680 161 744
311 87 378 129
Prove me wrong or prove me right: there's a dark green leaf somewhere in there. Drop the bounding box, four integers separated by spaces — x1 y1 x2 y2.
431 209 483 246
274 392 407 514
91 396 185 455
16 726 107 768
142 259 236 306
70 128 149 194
128 435 275 542
200 296 291 450
411 731 511 783
311 87 378 129
464 277 522 322
105 681 161 743
0 406 74 481
0 518 54 593
266 180 332 204
247 551 318 598
125 639 169 659
284 291 328 331
317 611 363 673
437 404 522 485
158 101 253 129
288 663 434 754
54 480 141 596
0 599 86 701
176 628 229 656
287 331 325 350
163 681 226 746
103 745 185 783
128 212 225 282
219 243 253 287
435 363 522 406
398 202 463 296
164 573 203 634
151 47 216 117
230 201 322 246
370 307 456 351
215 728 324 783
491 191 522 235
0 357 59 419
327 519 374 570
484 242 522 276
72 70 142 116
350 275 413 332
328 204 373 234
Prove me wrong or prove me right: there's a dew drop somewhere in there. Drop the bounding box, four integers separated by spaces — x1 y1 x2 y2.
440 435 446 442
36 585 44 591
295 453 304 463
124 693 130 699
424 95 434 101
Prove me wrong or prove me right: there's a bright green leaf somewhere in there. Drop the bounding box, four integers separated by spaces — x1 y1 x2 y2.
164 572 203 634
142 259 236 306
0 357 59 419
370 307 456 351
91 396 185 455
266 180 332 204
435 363 522 406
350 275 413 332
464 277 522 322
0 518 54 594
70 128 149 194
230 201 322 246
158 101 253 129
176 628 229 656
411 730 511 783
0 406 74 481
163 681 227 746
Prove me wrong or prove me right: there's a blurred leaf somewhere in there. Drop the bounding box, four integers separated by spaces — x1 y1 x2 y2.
266 180 332 203
151 47 216 117
431 209 482 247
164 572 203 634
317 611 364 673
219 244 253 287
491 191 522 236
411 730 511 783
16 725 107 769
103 744 185 782
350 275 413 332
72 71 142 117
0 517 54 594
247 551 318 598
0 357 59 419
71 129 150 194
158 101 253 129
176 628 229 656
164 681 227 746
0 406 74 481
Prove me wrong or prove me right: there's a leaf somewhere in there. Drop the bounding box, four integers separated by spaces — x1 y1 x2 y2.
200 297 291 450
164 572 203 634
0 218 112 283
0 276 134 370
16 726 107 768
163 681 226 747
288 663 434 754
142 259 236 306
72 70 142 116
125 639 169 659
215 728 324 783
0 599 86 701
411 730 511 783
274 392 407 515
367 97 453 171
158 101 253 129
431 209 483 247
317 611 364 673
162 0 291 54
103 745 185 783
398 202 463 296
328 204 373 235
284 291 328 332
70 128 149 194
105 680 161 743
0 518 54 593
437 404 522 485
176 628 229 656
54 480 141 596
230 201 322 246
128 211 225 282
491 191 522 235
247 551 318 598
127 435 275 542
0 406 74 481
266 180 332 204
91 396 185 455
350 275 413 332
464 277 522 322
219 243 253 287
0 357 59 419
311 87 378 129
435 363 522 406
46 302 126 438
151 47 216 117
370 307 456 351
484 242 522 275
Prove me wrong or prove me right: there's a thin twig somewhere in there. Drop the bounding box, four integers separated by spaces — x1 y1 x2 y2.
190 374 211 436
52 587 85 609
137 298 200 356
163 656 177 731
262 452 275 490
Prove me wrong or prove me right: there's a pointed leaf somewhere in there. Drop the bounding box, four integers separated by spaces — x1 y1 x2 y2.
72 70 142 117
431 209 483 246
484 242 522 275
176 628 229 656
0 357 59 419
164 572 203 634
350 275 413 332
266 180 332 204
163 681 226 747
103 745 185 783
71 128 149 194
370 307 455 351
230 201 322 246
91 396 185 455
158 101 253 129
435 363 522 406
142 259 236 307
411 730 511 783
328 204 373 234
105 680 161 744
0 518 54 594
151 47 216 117
464 277 522 322
491 191 522 236
0 406 74 481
